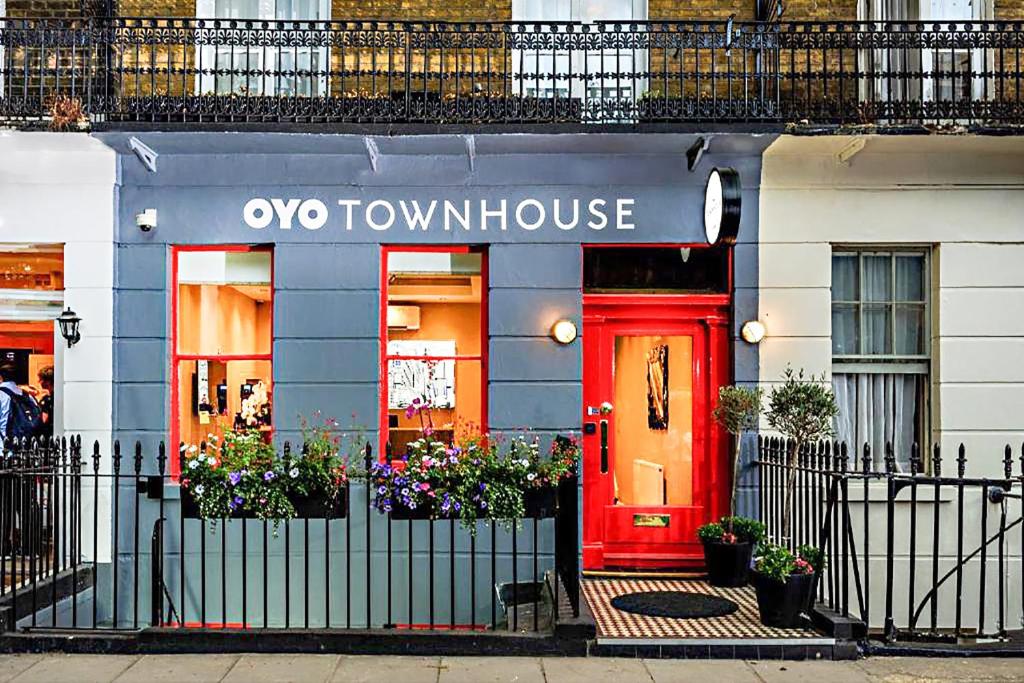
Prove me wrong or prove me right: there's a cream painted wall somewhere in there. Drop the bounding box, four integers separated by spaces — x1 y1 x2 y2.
759 135 1024 473
759 136 1024 632
0 131 117 561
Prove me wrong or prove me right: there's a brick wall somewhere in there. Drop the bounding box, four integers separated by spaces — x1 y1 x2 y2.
995 0 1024 18
331 0 510 21
5 0 80 17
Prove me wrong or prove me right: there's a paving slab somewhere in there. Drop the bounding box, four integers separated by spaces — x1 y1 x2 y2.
541 657 652 683
331 656 442 683
0 656 43 683
439 656 545 683
11 655 140 683
113 654 241 683
748 660 873 683
854 656 1024 682
222 654 340 683
644 659 762 683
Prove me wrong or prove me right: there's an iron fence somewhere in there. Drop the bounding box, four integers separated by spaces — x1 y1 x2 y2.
1 17 1023 126
758 436 1024 643
0 436 579 635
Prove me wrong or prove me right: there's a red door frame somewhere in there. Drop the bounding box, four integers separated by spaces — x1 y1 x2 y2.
169 244 274 478
581 290 732 570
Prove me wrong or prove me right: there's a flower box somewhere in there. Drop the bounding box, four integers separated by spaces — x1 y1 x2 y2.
180 486 348 520
388 502 435 520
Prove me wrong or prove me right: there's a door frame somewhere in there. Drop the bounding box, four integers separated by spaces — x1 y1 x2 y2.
581 293 732 570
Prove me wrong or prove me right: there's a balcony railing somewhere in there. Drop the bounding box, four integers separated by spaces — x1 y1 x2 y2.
1 17 1024 127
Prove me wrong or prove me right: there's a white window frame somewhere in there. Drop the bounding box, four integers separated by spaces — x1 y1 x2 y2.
511 0 648 119
195 0 331 98
831 247 933 470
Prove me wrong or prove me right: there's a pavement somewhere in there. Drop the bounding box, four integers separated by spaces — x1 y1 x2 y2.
0 654 1022 683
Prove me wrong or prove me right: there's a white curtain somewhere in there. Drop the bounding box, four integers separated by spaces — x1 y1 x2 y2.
833 372 922 472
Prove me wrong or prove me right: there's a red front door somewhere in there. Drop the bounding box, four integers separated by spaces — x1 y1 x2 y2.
582 295 731 570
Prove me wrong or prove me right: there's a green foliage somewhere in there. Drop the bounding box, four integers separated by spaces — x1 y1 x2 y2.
697 516 766 545
712 386 763 436
754 542 826 584
765 367 838 447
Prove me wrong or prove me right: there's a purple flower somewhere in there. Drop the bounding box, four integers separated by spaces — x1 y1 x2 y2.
228 471 242 486
263 471 276 482
234 495 244 505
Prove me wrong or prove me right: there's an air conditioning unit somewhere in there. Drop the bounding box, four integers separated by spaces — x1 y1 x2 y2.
387 305 421 330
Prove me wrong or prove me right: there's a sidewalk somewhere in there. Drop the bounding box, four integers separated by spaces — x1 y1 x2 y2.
1 654 1023 683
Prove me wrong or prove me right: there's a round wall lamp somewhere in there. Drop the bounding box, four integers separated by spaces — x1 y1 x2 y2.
740 320 766 345
57 307 82 348
550 319 578 345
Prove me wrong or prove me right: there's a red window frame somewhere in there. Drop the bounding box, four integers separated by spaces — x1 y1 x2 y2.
379 245 489 458
169 244 274 478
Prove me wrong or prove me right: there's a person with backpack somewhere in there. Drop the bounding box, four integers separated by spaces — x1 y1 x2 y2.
0 362 44 443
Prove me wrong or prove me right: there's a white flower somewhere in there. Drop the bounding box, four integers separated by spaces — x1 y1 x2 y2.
187 445 198 454
289 467 299 479
527 473 536 481
194 484 205 495
188 460 199 470
519 459 530 467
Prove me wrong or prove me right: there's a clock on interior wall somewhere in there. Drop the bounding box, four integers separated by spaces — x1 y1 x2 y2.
704 167 742 245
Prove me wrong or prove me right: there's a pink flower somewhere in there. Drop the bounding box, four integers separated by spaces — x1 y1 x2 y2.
423 427 434 436
405 405 417 419
419 482 430 491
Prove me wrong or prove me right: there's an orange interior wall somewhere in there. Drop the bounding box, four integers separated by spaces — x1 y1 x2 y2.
177 284 270 356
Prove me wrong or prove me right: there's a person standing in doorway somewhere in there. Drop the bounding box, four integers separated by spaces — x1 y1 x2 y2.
0 362 43 443
35 366 54 438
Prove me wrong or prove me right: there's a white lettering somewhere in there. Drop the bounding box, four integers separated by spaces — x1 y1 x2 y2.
270 198 301 230
587 198 608 230
553 198 579 231
243 198 273 229
337 200 361 231
616 198 635 230
444 200 471 231
480 199 507 232
298 199 328 231
515 199 545 231
366 200 396 231
400 200 438 231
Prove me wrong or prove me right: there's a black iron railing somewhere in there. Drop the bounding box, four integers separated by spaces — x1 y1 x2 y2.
758 437 1024 643
0 437 579 634
2 17 1024 126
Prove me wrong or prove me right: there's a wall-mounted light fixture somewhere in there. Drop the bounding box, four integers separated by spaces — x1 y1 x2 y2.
57 307 81 348
550 319 578 345
740 320 766 345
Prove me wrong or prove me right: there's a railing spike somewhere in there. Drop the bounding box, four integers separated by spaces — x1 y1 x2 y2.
910 442 921 476
957 443 967 477
1004 445 1013 480
933 443 942 477
862 442 872 473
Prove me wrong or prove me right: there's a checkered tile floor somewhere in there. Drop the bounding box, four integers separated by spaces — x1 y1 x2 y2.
582 578 827 641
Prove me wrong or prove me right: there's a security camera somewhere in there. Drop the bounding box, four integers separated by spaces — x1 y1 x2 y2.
136 209 157 233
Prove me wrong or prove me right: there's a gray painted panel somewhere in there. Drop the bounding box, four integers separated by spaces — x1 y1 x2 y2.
275 290 378 339
274 339 379 383
489 244 582 289
274 383 378 431
489 382 581 430
114 290 166 339
276 244 379 290
114 339 168 384
489 338 581 382
489 289 581 338
115 383 168 431
116 244 167 290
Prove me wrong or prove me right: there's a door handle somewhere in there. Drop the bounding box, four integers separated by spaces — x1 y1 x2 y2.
583 422 597 435
600 420 609 474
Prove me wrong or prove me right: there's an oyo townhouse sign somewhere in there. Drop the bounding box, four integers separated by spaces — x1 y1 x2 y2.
242 197 639 233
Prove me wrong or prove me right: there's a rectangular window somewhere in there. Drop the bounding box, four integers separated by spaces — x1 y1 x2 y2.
382 248 487 458
584 245 730 294
172 247 273 474
831 249 930 471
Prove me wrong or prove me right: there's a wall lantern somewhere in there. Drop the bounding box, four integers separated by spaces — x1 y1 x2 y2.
57 307 81 348
550 319 578 345
740 320 766 345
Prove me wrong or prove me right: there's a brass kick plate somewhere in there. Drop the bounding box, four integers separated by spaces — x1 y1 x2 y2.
633 514 670 528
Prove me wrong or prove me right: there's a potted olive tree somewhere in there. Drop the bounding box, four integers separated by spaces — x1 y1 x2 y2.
698 385 764 586
751 367 837 627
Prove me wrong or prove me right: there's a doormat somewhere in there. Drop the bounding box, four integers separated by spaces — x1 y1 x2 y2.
610 591 738 619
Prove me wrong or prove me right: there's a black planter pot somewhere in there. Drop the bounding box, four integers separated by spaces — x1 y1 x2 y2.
523 486 557 518
750 569 816 628
292 487 348 519
702 541 754 587
181 487 348 519
388 502 436 520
